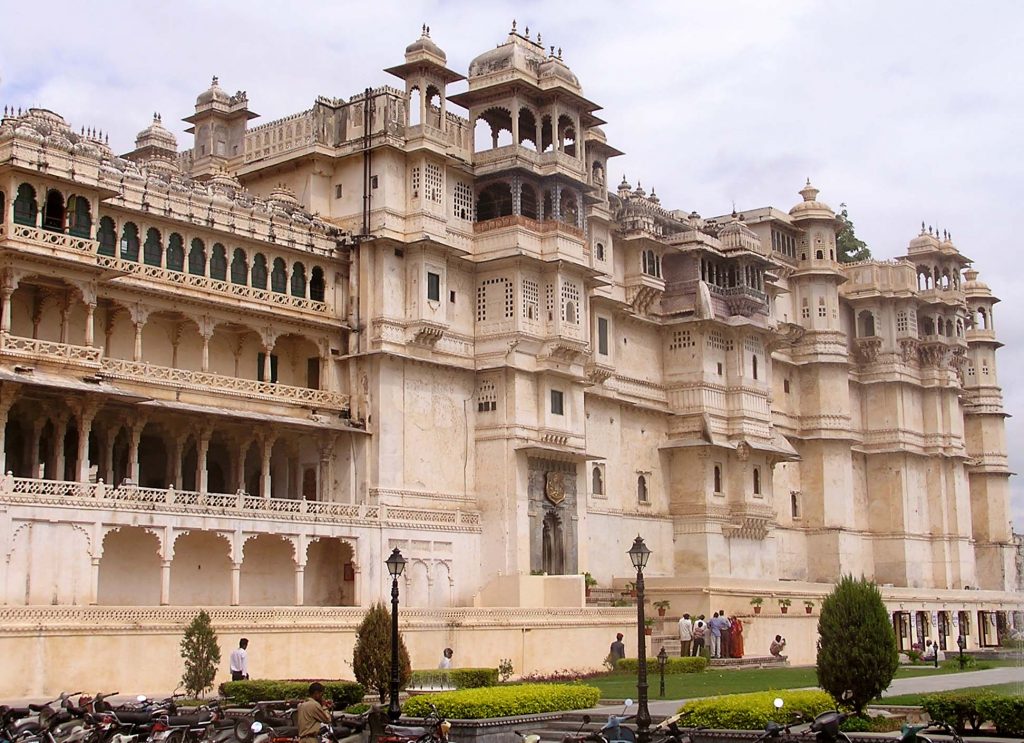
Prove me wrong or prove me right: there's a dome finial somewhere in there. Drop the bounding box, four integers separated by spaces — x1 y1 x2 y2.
799 179 819 202
524 25 530 39
537 32 542 44
511 19 517 33
211 75 219 86
557 47 563 59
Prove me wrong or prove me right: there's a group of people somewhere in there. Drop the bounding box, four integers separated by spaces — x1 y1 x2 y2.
678 611 745 658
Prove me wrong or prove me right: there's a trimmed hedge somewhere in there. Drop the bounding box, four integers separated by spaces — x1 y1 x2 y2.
679 690 836 730
220 679 365 708
975 696 1024 737
615 657 707 674
923 692 1024 735
402 683 600 719
410 668 498 689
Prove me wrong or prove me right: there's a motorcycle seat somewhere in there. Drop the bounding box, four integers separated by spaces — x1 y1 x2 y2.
28 705 47 713
165 712 213 727
386 725 430 737
114 711 154 724
4 707 32 720
271 726 298 737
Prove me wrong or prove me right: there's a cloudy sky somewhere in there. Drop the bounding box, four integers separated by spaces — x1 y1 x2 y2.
3 0 1021 529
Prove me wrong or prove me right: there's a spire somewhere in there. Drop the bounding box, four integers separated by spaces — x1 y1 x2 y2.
799 178 819 202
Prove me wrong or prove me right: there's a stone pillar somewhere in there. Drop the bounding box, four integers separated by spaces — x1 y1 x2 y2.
262 344 273 382
0 386 18 474
230 563 241 605
552 184 562 221
294 566 305 606
51 413 69 481
84 302 96 347
292 455 302 500
235 438 251 493
102 425 116 485
75 401 99 481
200 329 213 372
133 320 144 362
59 297 71 344
128 420 144 483
320 351 333 392
511 96 520 147
196 431 211 493
260 437 273 498
171 433 186 490
160 559 171 605
89 556 101 605
0 286 13 338
26 417 44 479
317 437 334 502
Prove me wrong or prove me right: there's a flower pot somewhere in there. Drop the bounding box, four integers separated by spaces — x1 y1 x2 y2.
657 608 666 617
629 590 637 598
644 627 653 636
753 606 762 615
585 587 592 598
780 606 788 614
805 606 813 614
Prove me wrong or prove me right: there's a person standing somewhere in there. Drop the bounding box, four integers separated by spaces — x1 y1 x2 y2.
691 617 706 657
230 638 249 681
297 682 332 743
438 647 454 669
709 612 722 658
730 616 744 659
718 609 731 659
677 613 693 658
609 632 626 667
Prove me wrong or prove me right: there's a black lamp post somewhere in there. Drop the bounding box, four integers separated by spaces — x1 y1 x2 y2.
657 647 668 698
385 547 406 723
628 535 652 743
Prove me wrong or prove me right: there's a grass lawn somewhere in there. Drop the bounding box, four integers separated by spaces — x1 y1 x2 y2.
879 683 1024 705
584 660 1020 701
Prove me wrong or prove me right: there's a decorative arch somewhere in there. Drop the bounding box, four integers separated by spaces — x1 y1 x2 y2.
557 114 576 156
305 537 356 606
169 530 232 605
66 195 92 237
230 248 248 285
97 216 117 256
520 183 539 220
857 310 876 337
592 466 604 495
240 533 296 606
13 183 37 226
559 189 579 226
143 227 163 267
251 254 268 289
290 262 307 298
41 189 65 232
271 258 287 293
518 107 538 150
473 106 513 151
188 238 207 275
310 266 326 302
637 474 648 503
97 526 162 605
476 182 513 221
209 242 226 280
119 222 140 261
167 233 185 272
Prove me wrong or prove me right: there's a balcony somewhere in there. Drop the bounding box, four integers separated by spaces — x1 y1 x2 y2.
472 215 585 263
0 476 481 531
711 284 768 317
2 221 99 261
472 146 586 180
0 334 102 368
624 272 665 313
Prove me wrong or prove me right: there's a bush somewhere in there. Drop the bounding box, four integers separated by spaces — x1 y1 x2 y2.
402 683 600 719
180 610 221 698
920 691 990 733
678 690 835 730
975 695 1024 736
816 575 898 714
839 715 903 733
615 657 707 674
353 602 412 702
220 680 365 708
409 668 498 689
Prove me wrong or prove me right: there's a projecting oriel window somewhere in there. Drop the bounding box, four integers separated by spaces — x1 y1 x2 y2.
427 271 441 302
551 389 564 416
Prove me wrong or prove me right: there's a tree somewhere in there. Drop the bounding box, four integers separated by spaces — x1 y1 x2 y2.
836 203 871 263
180 610 221 698
816 575 899 714
353 602 412 702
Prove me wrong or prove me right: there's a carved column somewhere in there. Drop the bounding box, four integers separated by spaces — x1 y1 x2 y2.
199 319 214 373
160 559 171 605
0 286 13 339
26 416 44 479
171 431 187 489
102 423 117 485
59 294 71 344
50 412 70 481
230 562 241 605
132 321 144 362
0 385 18 474
294 566 305 606
234 437 251 493
260 435 274 498
262 343 273 382
128 418 146 483
84 302 96 347
196 428 211 493
317 435 335 502
73 398 100 481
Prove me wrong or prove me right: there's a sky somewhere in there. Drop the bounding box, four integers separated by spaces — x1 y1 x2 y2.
2 0 1022 530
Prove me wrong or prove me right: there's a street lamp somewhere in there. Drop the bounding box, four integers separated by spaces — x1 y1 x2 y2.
657 647 668 698
385 547 406 722
628 535 652 743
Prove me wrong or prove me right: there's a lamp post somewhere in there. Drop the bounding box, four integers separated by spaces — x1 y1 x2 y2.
657 647 668 698
628 535 652 743
385 547 406 723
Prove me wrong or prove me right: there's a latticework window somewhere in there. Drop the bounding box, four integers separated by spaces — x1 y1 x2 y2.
453 181 473 220
425 163 443 204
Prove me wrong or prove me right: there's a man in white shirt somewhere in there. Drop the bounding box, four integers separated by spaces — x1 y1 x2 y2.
677 613 693 658
230 638 249 681
438 647 453 669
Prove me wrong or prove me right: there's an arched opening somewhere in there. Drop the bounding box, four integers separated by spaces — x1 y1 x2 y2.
409 86 422 127
271 258 287 293
66 195 92 237
188 238 206 275
13 183 37 226
541 510 565 575
815 249 824 260
559 190 579 226
97 527 162 605
41 189 65 232
945 318 954 337
540 115 554 153
476 182 513 221
209 242 226 280
637 474 648 503
251 254 268 289
290 262 307 298
430 562 451 608
565 301 576 324
713 465 722 493
857 310 876 337
305 538 356 606
596 242 605 261
97 216 117 256
143 228 163 267
473 107 513 151
310 266 326 302
557 115 576 157
240 534 295 606
137 422 169 489
592 466 603 495
518 107 538 150
169 531 232 605
591 161 605 187
752 354 759 380
520 183 539 220
425 85 442 128
406 559 430 608
977 307 988 330
166 233 185 272
642 250 661 278
119 222 140 261
920 316 935 336
753 468 761 495
230 248 248 285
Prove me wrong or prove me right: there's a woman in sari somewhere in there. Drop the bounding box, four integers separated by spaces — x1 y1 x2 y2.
730 616 745 658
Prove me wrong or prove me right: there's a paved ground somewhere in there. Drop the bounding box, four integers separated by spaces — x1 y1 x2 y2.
590 665 1024 717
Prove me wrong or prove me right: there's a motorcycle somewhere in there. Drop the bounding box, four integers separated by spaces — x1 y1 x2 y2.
598 699 636 743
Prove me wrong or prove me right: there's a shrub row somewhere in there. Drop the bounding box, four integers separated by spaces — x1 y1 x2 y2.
409 668 498 689
678 690 836 730
615 657 707 674
402 683 600 720
219 679 365 708
922 692 1024 736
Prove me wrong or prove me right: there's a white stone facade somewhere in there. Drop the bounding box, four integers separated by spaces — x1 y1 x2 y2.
0 25 1019 690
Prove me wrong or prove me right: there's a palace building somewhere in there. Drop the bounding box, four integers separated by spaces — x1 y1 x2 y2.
0 25 1018 692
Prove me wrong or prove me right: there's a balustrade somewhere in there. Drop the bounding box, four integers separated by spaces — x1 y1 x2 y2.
0 333 102 365
8 222 98 255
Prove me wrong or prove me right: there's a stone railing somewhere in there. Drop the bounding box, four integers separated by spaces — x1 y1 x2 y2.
244 109 316 163
96 255 330 314
9 223 98 254
100 357 349 411
1 476 481 531
473 215 584 239
0 333 102 365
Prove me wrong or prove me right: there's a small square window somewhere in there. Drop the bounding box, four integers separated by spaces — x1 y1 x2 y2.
450 290 456 303
370 175 379 189
784 378 791 394
551 389 564 416
717 362 723 376
335 184 343 199
427 271 440 302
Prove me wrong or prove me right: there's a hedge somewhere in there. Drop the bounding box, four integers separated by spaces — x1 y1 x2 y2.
975 696 1024 737
615 657 707 674
410 668 498 689
220 679 365 708
402 683 600 719
922 692 1024 735
678 690 836 730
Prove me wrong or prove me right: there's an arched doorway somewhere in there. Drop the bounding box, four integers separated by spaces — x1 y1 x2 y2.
304 537 356 606
98 527 162 605
240 534 294 605
170 531 232 605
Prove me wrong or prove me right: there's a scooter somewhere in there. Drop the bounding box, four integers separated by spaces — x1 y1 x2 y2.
599 699 636 743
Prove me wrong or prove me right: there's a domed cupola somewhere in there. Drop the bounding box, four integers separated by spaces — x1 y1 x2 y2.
123 112 180 172
789 178 837 222
719 212 763 254
404 24 448 66
538 46 581 93
467 21 549 85
196 76 231 107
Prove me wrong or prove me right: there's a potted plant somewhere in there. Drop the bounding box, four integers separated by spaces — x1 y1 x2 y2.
778 598 792 614
644 618 655 635
654 600 671 617
583 572 598 597
625 581 637 598
804 600 815 614
750 597 764 615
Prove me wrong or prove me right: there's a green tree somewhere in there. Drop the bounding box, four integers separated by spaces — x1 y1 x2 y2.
353 602 412 702
836 203 871 263
816 575 898 714
180 610 221 698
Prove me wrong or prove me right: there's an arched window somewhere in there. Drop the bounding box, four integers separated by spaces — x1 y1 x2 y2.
166 233 185 272
143 228 163 266
565 301 576 324
642 250 661 278
97 216 117 256
251 254 268 289
637 475 648 503
791 492 800 518
596 242 605 261
209 242 226 280
0 191 5 224
188 238 206 275
713 465 722 494
520 183 538 220
119 222 140 261
857 310 876 337
271 258 287 293
816 249 824 259
230 248 248 285
310 266 326 302
66 195 92 237
592 466 604 495
41 189 65 232
752 354 759 380
476 183 513 221
559 190 579 226
291 262 307 297
753 468 761 495
13 184 38 226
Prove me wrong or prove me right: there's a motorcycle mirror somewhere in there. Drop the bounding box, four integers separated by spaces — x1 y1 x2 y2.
774 698 784 709
251 722 264 734
582 715 591 725
136 695 147 703
624 699 634 708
